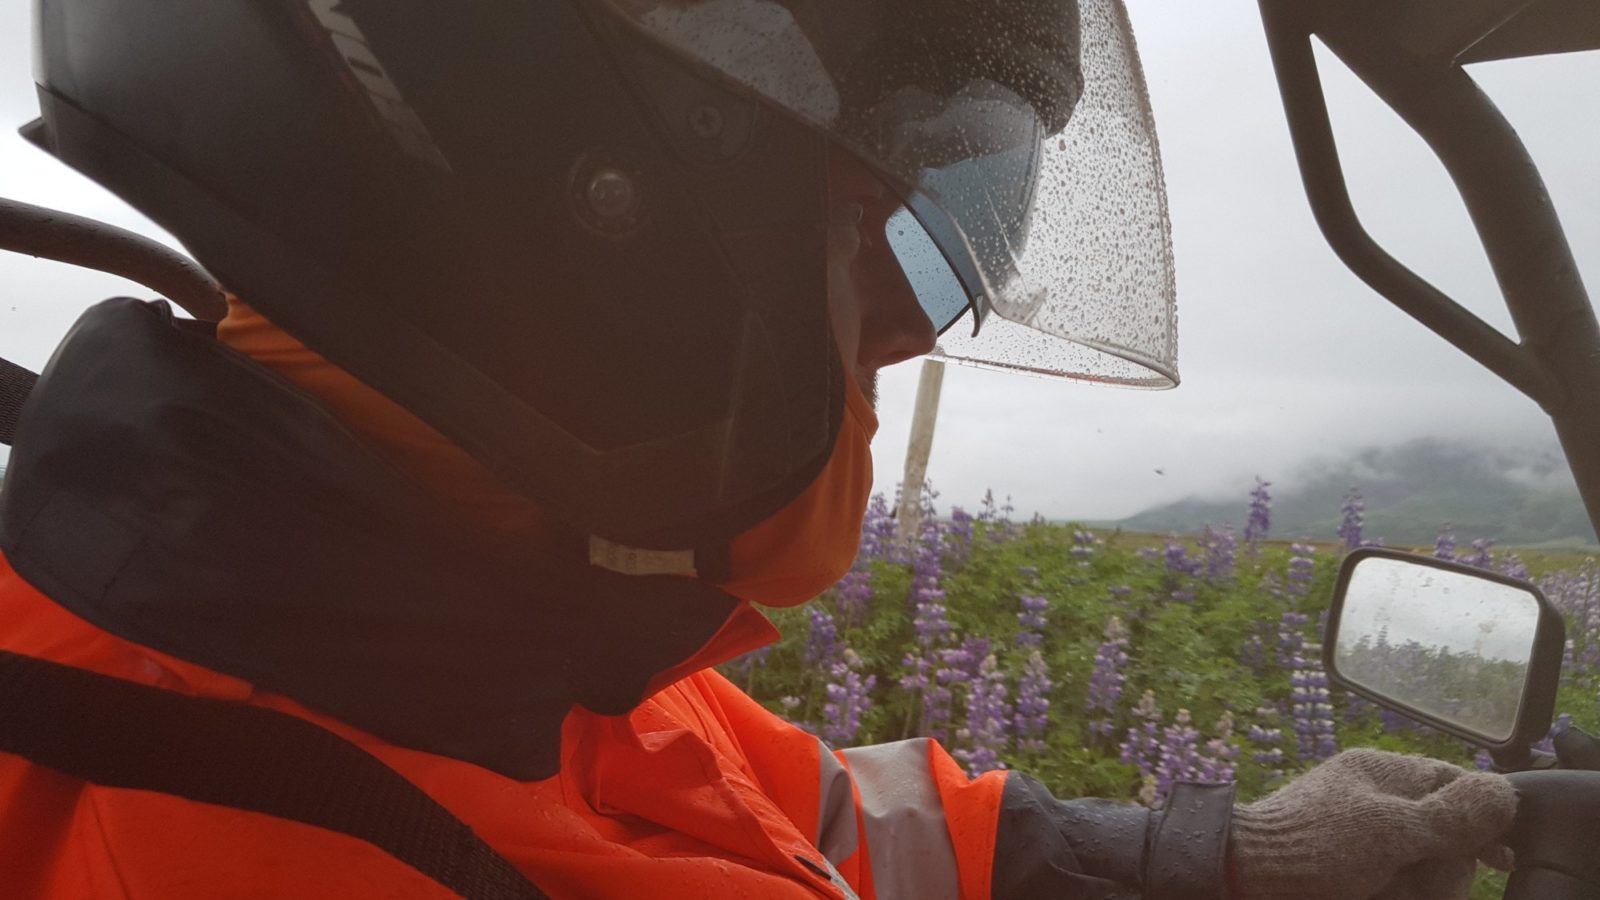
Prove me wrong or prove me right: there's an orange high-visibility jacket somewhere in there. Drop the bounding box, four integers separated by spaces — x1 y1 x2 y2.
0 301 1233 899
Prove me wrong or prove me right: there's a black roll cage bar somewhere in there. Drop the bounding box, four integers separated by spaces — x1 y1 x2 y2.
1258 0 1600 538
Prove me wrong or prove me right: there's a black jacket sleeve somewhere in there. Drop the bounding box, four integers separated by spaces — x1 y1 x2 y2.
992 774 1235 900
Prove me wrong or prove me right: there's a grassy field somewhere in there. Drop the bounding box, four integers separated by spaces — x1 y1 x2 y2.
721 488 1598 897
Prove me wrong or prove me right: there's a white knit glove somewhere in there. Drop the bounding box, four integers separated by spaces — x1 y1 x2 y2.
1231 749 1517 900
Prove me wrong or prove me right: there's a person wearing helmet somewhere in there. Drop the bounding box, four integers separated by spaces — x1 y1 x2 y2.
0 0 1517 897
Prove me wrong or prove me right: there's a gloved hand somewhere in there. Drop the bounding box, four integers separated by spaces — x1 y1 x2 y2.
1230 748 1517 900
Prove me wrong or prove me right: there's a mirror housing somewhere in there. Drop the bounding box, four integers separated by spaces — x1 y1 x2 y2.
1324 548 1565 769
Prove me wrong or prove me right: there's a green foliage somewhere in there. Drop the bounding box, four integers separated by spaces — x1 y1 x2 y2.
720 521 1594 896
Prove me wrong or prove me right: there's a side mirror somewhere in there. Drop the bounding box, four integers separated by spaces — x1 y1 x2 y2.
1324 548 1565 769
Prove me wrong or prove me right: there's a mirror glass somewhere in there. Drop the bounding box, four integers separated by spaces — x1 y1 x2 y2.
1333 557 1540 742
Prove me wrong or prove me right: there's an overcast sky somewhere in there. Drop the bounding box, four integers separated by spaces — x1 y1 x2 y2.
1 3 1596 525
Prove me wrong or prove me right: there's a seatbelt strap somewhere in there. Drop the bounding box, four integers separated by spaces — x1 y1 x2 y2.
0 650 549 899
0 356 36 447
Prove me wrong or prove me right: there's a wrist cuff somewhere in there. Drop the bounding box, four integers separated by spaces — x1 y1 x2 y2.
1145 781 1237 900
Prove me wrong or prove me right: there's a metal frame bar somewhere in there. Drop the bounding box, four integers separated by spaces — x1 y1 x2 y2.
0 195 226 323
1 119 225 322
1258 0 1600 538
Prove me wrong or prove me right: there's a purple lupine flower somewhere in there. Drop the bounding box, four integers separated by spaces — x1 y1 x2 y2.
978 489 999 522
1165 536 1202 577
953 655 1011 776
1459 538 1495 570
1120 690 1162 768
1342 694 1375 723
858 492 898 562
925 664 969 743
1253 747 1286 767
1434 523 1457 561
1542 562 1600 678
1286 543 1315 598
901 512 957 737
1474 748 1496 771
805 604 840 666
1239 632 1267 676
921 622 985 743
1276 610 1309 668
1197 712 1240 784
986 492 1017 543
1533 713 1574 755
1123 700 1247 804
834 568 874 628
939 636 992 684
909 551 951 645
1106 585 1136 619
1562 570 1597 673
1259 571 1284 602
947 506 975 561
1151 709 1203 804
1085 616 1130 740
1120 692 1165 799
1499 554 1530 581
1247 706 1286 769
1246 727 1284 765
1379 706 1431 736
1244 478 1272 555
1016 594 1049 648
900 651 930 692
1013 650 1052 753
1070 530 1099 564
727 644 773 682
1165 536 1202 603
1199 524 1236 582
1339 488 1365 552
822 649 876 746
911 660 956 740
1124 696 1245 804
1289 654 1338 761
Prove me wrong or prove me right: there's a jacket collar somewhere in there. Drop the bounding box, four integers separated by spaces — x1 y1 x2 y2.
0 298 760 779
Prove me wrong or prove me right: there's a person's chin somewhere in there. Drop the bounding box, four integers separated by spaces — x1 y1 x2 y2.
857 369 878 411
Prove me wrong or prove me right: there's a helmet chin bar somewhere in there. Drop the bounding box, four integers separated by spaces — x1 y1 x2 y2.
1257 0 1600 543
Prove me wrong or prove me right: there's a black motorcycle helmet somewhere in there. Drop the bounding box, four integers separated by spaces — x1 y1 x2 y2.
26 0 1175 554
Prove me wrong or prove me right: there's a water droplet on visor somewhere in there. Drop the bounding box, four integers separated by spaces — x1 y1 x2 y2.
885 205 971 335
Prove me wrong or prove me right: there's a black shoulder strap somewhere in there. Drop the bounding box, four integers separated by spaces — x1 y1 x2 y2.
0 650 549 900
0 356 36 447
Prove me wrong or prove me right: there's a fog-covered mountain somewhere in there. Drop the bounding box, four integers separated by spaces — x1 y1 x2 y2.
1106 438 1597 549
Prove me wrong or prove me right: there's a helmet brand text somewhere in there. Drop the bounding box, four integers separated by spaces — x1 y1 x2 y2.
305 0 453 172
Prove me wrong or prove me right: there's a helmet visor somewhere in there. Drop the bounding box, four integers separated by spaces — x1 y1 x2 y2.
885 205 969 335
593 0 1177 386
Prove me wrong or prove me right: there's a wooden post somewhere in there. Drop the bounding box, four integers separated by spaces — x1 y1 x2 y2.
895 358 945 545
